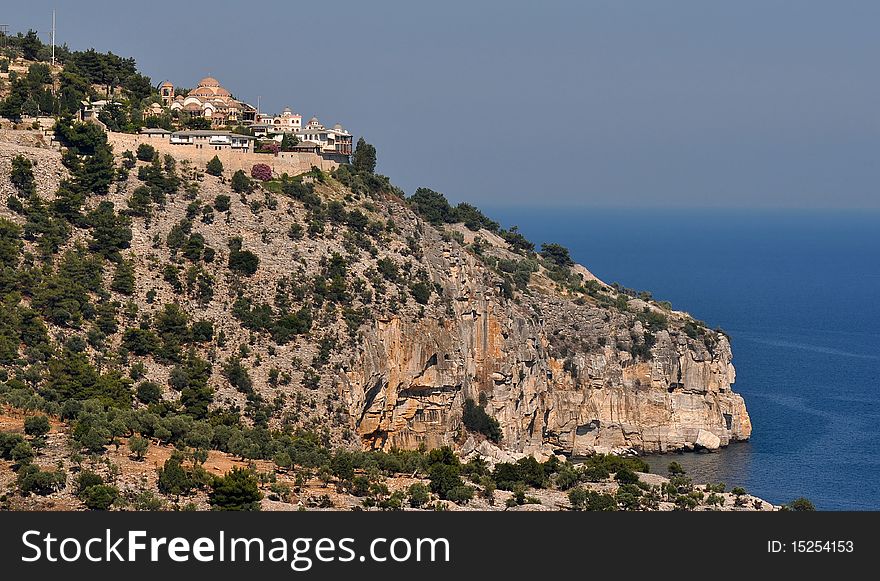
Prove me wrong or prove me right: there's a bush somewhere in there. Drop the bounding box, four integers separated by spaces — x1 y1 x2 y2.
614 467 640 485
408 483 430 508
158 454 194 497
206 156 224 176
136 143 156 162
409 281 432 305
17 464 66 496
24 415 51 438
445 485 474 505
129 434 149 460
462 398 502 443
81 484 119 510
209 467 262 511
251 163 272 181
428 463 464 500
214 194 231 212
568 487 617 511
136 381 162 404
786 497 816 512
10 155 37 197
231 170 252 194
228 238 259 276
667 461 685 476
540 243 574 268
492 457 547 490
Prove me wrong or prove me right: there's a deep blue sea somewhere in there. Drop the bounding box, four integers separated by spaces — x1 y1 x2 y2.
485 207 880 510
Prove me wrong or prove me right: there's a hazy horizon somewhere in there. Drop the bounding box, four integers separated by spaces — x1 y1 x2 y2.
5 0 879 209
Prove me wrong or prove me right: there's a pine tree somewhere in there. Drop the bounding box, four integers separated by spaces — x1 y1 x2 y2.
206 155 224 176
352 137 377 174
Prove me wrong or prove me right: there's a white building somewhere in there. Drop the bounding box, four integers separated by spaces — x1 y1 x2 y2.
255 107 302 133
169 130 256 152
295 117 353 155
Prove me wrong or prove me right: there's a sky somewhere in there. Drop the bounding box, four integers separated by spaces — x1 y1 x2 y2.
5 0 879 209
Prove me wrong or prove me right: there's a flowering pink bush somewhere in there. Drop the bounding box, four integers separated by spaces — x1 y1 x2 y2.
251 163 273 181
257 141 280 155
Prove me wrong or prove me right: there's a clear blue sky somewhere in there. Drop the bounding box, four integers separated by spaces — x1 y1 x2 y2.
6 0 879 209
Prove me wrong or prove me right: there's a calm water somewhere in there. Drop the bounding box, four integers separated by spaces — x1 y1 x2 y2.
485 207 880 510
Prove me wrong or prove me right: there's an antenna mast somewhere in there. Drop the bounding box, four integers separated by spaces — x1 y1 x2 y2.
51 10 56 66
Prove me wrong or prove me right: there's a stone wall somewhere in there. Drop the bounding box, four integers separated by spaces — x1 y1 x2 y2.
106 132 346 176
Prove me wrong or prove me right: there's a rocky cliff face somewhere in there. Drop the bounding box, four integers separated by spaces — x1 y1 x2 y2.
0 135 751 458
343 224 751 456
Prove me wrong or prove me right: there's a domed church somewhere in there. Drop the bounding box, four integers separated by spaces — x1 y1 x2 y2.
165 77 255 127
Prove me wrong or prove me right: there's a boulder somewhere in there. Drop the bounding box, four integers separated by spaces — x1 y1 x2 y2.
695 429 721 450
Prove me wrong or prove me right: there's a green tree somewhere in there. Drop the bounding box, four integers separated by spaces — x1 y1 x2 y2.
24 415 51 438
209 467 262 511
408 187 455 225
87 201 132 258
157 453 193 498
462 398 502 443
231 170 252 194
540 243 574 268
786 497 816 512
10 155 37 197
136 381 162 404
408 482 431 508
228 238 259 276
428 463 464 500
129 434 149 460
111 259 136 295
568 487 618 511
352 137 377 173
136 143 157 162
81 484 119 510
206 156 224 177
214 194 231 212
21 30 43 61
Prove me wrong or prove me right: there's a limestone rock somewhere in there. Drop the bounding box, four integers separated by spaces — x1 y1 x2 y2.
695 429 722 451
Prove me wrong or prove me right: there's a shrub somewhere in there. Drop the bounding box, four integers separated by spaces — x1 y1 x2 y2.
568 487 617 511
158 454 194 497
231 170 252 194
445 485 474 505
251 163 272 181
111 260 136 295
81 484 119 510
10 155 37 197
462 398 502 443
206 155 224 176
540 243 574 268
408 187 455 225
786 497 816 512
214 194 231 212
408 483 430 508
17 464 66 496
667 461 686 476
614 467 640 485
409 281 432 305
136 143 156 162
228 238 259 276
428 463 464 500
136 381 162 404
492 457 547 490
129 434 149 460
24 415 51 438
209 467 262 511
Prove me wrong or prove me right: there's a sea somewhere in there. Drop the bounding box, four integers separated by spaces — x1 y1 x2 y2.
485 207 880 510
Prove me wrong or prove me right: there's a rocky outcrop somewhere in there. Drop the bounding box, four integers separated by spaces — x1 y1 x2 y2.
343 224 752 456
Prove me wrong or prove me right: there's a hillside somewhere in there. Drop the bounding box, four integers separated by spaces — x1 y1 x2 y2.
0 118 759 510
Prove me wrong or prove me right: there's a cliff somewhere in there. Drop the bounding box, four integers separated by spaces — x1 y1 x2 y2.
0 132 751 460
